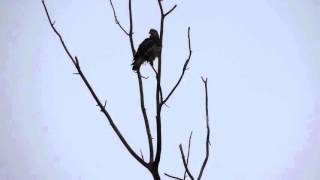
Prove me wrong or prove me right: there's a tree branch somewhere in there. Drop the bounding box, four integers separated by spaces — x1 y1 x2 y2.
128 0 154 163
198 77 210 179
154 0 166 167
162 27 192 106
109 0 154 163
109 0 129 36
164 4 177 17
128 0 135 55
184 131 193 180
137 70 154 163
179 145 195 180
42 0 147 168
166 131 193 180
154 0 180 168
177 78 210 180
164 173 183 180
150 64 164 102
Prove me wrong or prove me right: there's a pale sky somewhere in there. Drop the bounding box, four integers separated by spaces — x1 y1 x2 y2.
0 0 320 179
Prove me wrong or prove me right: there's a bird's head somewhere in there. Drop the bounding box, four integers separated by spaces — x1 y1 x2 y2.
149 29 159 39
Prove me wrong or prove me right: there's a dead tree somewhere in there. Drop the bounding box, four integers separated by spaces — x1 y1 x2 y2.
42 0 211 179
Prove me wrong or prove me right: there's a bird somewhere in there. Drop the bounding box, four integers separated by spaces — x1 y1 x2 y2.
132 29 161 71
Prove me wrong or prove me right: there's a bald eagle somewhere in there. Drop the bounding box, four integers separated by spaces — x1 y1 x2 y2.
132 29 161 71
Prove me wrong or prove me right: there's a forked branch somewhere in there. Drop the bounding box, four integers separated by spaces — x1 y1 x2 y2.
165 132 193 180
109 0 154 163
154 0 178 167
170 77 210 180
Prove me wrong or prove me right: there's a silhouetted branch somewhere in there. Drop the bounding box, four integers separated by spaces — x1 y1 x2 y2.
165 131 192 180
137 70 154 163
42 0 147 168
164 173 183 180
140 149 145 161
164 4 177 17
150 64 164 102
154 0 165 167
42 1 75 66
139 74 149 80
129 0 154 163
198 77 210 179
154 0 181 170
109 0 154 163
109 0 129 35
162 27 192 106
179 145 195 180
103 99 107 108
150 64 158 76
178 78 210 180
75 56 80 67
128 0 135 55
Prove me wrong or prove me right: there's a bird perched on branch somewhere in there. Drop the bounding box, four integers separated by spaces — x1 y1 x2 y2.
132 29 161 71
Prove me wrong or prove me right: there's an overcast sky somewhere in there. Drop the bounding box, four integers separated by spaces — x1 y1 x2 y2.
1 0 320 179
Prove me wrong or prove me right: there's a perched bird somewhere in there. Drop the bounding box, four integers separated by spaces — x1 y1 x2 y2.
132 29 161 71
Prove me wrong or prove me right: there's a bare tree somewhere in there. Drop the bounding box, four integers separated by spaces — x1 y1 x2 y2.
42 0 211 179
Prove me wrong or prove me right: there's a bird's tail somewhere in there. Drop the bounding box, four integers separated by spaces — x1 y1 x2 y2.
132 57 143 71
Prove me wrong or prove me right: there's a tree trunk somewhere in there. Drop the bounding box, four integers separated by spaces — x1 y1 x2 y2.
151 170 161 180
149 165 161 180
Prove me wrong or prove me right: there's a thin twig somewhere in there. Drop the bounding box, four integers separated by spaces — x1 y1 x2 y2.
109 0 129 35
150 64 158 76
162 27 192 106
128 0 135 55
42 0 147 168
140 149 145 161
164 4 177 17
184 131 193 180
154 0 181 167
103 99 107 108
164 173 183 180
